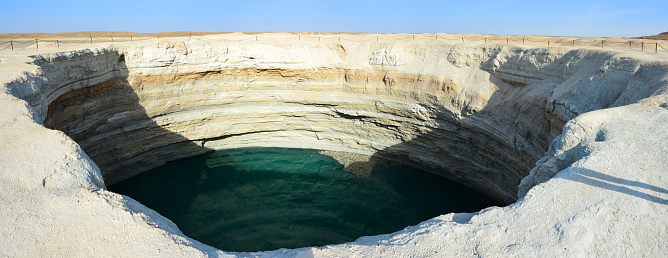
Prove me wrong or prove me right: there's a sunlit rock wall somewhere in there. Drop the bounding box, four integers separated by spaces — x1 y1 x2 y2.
20 40 665 204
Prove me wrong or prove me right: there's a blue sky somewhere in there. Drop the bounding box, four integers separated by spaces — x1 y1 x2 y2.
1 0 666 37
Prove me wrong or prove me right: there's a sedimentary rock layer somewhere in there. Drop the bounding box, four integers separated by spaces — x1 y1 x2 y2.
1 33 667 256
23 40 665 204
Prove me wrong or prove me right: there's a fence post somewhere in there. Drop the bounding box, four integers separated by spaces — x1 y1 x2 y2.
10 41 13 50
484 38 486 44
35 39 38 49
462 37 464 43
506 38 508 44
629 41 631 49
376 37 378 42
572 40 575 47
601 40 604 48
299 34 301 40
522 38 525 45
436 35 438 40
413 35 415 40
130 36 133 41
548 41 550 47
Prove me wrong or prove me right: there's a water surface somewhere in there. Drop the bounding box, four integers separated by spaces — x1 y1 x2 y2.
109 148 499 252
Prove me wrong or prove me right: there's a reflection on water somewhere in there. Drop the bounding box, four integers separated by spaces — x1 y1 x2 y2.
109 148 499 252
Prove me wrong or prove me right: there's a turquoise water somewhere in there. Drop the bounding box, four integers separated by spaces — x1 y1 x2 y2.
109 148 499 252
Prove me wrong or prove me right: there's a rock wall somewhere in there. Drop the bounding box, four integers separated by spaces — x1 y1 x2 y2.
1 34 667 256
23 39 667 204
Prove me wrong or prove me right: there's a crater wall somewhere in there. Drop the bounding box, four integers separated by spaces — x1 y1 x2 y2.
1 34 667 257
22 40 667 203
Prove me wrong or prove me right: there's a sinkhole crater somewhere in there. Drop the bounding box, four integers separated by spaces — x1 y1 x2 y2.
10 36 666 255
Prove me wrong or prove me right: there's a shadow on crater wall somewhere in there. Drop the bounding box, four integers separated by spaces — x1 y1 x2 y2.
43 56 213 185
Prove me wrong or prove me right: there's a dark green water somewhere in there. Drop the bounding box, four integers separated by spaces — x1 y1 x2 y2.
109 148 499 252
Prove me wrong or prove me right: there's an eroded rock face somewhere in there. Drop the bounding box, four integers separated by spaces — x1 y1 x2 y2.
1 35 667 256
35 40 666 204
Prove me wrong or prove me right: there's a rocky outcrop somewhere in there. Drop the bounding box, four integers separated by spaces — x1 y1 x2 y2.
1 34 667 256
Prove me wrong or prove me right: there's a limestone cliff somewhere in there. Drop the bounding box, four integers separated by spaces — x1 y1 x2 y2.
22 39 667 204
